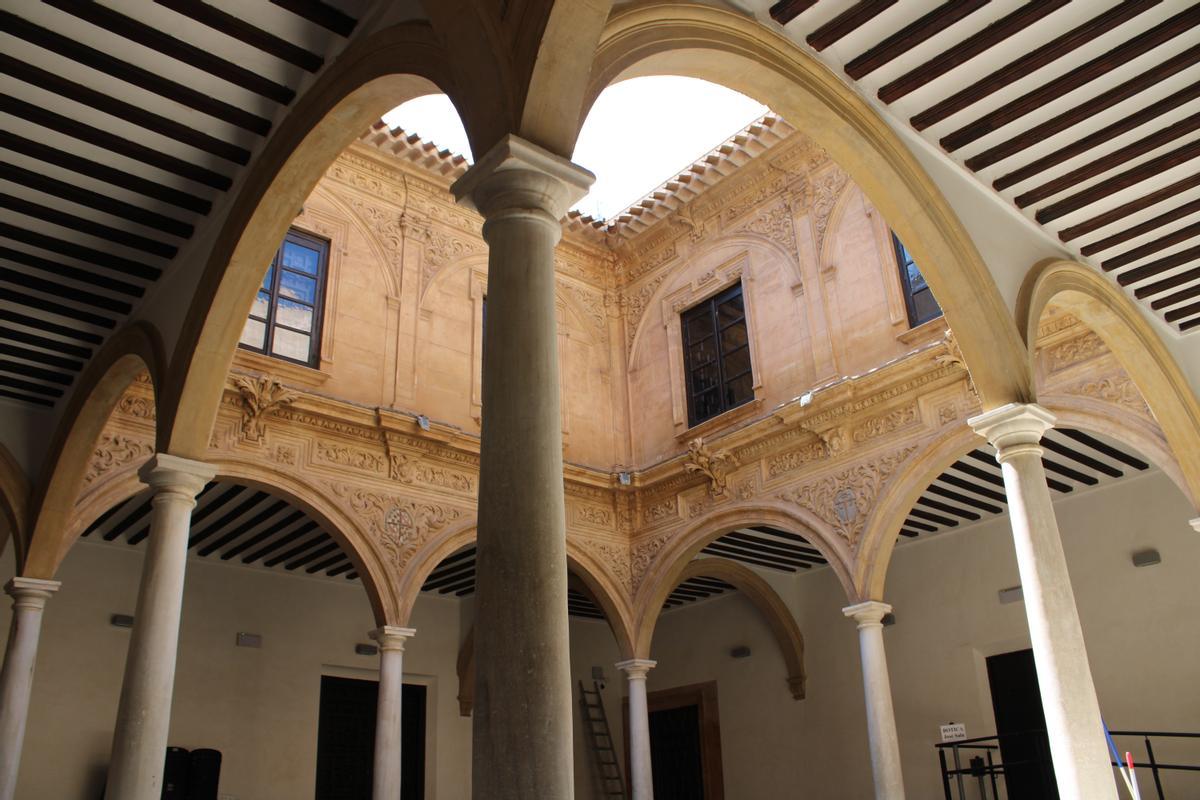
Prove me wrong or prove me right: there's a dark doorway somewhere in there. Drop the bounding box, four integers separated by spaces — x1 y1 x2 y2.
627 681 724 800
986 649 1058 799
314 675 426 800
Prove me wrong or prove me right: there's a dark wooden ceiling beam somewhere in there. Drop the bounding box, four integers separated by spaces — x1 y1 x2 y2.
195 499 290 556
0 193 178 259
307 552 348 574
1036 138 1200 224
925 483 1003 513
807 0 897 52
0 130 211 215
935 471 1007 502
1102 221 1200 271
719 532 827 563
0 266 131 314
0 54 251 164
877 0 1070 104
901 517 937 533
943 6 1200 152
915 495 980 521
994 82 1200 191
219 512 307 559
0 283 116 329
0 245 143 296
1124 245 1200 289
1165 299 1200 323
0 222 161 281
0 95 233 191
285 541 340 570
0 10 272 135
1041 438 1123 478
703 541 810 570
0 357 72 386
0 374 62 401
1040 456 1098 486
0 325 92 360
1058 428 1149 469
154 0 324 72
44 0 296 105
1059 171 1200 241
82 500 128 537
914 0 1160 132
1016 112 1200 209
768 0 818 26
270 0 357 38
845 0 988 80
1151 281 1200 311
264 534 330 568
1135 263 1200 299
0 308 102 344
107 500 153 541
190 491 272 547
1180 312 1200 330
724 529 823 557
326 561 355 577
908 507 958 527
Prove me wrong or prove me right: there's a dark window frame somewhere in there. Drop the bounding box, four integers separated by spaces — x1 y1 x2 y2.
892 233 942 328
681 281 754 427
239 228 329 367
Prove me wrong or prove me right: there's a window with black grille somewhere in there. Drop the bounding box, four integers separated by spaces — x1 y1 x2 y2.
681 282 753 427
239 229 328 367
893 233 942 327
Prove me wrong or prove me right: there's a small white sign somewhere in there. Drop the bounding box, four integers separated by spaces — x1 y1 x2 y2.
940 723 967 742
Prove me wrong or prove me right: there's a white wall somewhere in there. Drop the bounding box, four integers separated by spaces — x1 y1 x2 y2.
5 470 1198 799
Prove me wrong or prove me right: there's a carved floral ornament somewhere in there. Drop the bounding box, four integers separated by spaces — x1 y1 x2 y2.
684 437 739 497
329 481 464 569
233 374 298 443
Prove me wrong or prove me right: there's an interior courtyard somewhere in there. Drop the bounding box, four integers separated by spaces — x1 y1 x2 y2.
1 2 1199 799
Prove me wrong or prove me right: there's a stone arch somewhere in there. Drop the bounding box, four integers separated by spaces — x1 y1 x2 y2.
633 500 852 658
0 443 30 566
59 454 396 626
25 322 165 578
647 557 808 699
160 24 459 460
399 521 637 657
583 2 1032 411
1018 259 1200 507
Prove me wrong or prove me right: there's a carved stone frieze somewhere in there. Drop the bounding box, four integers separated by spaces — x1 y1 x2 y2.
575 536 633 595
809 167 850 257
423 226 485 287
328 481 464 569
642 496 678 526
315 440 386 473
779 445 918 550
851 402 919 444
1044 330 1106 372
734 200 798 254
232 375 298 443
631 530 674 592
1060 372 1152 419
573 502 614 528
84 433 154 488
765 440 828 478
116 393 155 420
327 154 409 206
622 273 668 355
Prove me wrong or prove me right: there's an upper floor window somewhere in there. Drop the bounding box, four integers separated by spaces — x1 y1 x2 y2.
682 282 753 427
239 229 329 367
893 233 942 327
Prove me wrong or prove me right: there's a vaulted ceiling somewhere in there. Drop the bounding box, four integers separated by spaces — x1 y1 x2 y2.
767 0 1200 332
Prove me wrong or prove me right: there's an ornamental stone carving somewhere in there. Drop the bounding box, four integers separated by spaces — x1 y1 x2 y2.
1045 331 1106 372
622 273 668 355
735 201 798 253
329 481 464 569
851 402 919 444
810 167 849 257
233 374 298 443
684 437 739 497
316 440 385 473
631 530 674 592
1061 373 1152 419
85 434 154 488
767 441 828 478
779 446 917 550
576 537 633 595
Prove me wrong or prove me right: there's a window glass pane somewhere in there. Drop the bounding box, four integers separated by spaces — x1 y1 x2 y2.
250 290 270 319
725 373 753 407
720 321 747 353
282 241 321 276
722 346 751 379
913 289 941 325
690 363 719 394
906 263 929 293
694 389 720 421
279 270 317 303
688 337 716 367
239 318 266 350
276 297 314 332
261 265 274 291
716 294 744 327
684 313 712 344
272 327 312 362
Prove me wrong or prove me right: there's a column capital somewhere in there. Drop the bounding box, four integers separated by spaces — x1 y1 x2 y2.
4 577 60 606
369 626 415 652
615 658 657 679
843 600 892 628
451 135 594 223
137 454 215 496
968 403 1056 451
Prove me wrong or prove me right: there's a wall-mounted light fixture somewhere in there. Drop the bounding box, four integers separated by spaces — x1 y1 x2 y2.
1131 548 1161 568
110 614 134 629
731 645 752 658
355 643 379 657
881 612 897 627
998 586 1023 605
235 632 262 649
417 414 431 431
618 472 632 486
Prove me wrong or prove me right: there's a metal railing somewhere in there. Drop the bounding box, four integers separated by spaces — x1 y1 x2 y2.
935 730 1200 800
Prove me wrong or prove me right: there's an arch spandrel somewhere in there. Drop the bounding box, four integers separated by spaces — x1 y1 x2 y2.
1019 259 1200 508
25 322 165 578
162 23 457 461
585 2 1033 412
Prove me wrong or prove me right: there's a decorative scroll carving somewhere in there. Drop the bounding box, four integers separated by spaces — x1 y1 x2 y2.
851 403 918 444
810 168 849 256
1045 331 1106 372
424 227 484 285
1062 373 1152 419
233 375 298 443
735 201 797 253
576 537 633 594
779 446 917 549
273 444 297 466
684 437 739 496
559 281 607 339
574 503 614 527
631 531 674 592
622 273 668 355
116 393 155 420
642 497 677 525
316 440 385 473
85 434 153 487
766 441 828 477
329 482 464 568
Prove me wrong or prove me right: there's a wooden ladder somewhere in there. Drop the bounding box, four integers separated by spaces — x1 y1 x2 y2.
578 680 628 798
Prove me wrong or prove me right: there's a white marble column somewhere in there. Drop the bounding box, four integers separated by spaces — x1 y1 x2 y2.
105 454 215 800
0 577 60 800
969 403 1117 800
616 659 656 800
371 625 415 800
451 136 593 800
843 601 905 800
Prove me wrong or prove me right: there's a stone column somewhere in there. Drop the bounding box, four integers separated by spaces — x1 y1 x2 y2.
371 625 415 800
0 577 60 800
969 403 1117 800
451 136 593 800
616 659 656 800
105 454 215 800
843 601 905 800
